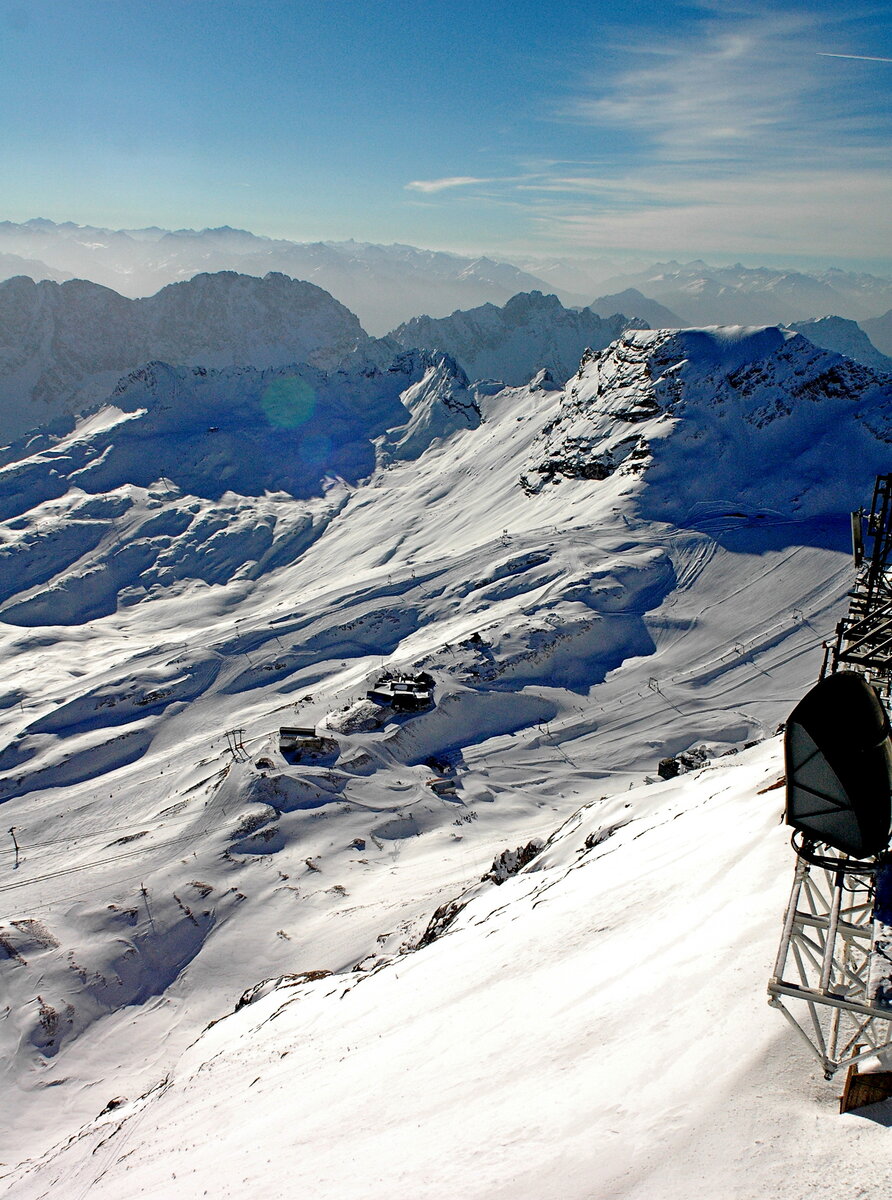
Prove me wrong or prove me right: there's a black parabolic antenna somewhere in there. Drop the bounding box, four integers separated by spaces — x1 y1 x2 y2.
785 671 892 858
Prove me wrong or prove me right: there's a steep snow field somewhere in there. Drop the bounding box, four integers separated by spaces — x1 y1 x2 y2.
10 743 892 1200
2 326 891 1193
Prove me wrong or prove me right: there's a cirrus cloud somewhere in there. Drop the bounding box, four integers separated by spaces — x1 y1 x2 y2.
406 176 494 194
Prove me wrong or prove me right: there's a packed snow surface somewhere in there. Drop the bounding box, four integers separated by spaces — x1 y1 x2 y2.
2 326 892 1195
9 742 892 1200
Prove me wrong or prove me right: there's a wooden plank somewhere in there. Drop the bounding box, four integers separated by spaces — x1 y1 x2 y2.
840 1063 892 1113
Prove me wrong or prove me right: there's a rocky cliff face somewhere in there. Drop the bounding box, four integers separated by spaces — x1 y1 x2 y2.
0 271 380 441
388 290 646 387
786 316 892 372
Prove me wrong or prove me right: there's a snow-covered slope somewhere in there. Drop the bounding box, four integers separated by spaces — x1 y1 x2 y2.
11 740 892 1200
1 326 890 1187
0 272 381 441
388 291 645 386
786 316 892 372
0 221 565 335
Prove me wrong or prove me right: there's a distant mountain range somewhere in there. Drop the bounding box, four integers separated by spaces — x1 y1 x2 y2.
1 274 654 442
2 265 890 446
4 220 892 337
593 260 892 326
0 271 386 440
0 219 566 335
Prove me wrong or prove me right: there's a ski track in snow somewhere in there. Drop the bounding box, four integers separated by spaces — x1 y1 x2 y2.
1 325 890 1194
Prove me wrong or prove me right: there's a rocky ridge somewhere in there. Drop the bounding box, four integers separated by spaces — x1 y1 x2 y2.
0 271 385 441
388 290 646 387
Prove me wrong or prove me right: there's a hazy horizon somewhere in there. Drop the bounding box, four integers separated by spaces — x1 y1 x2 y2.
2 1 891 274
3 215 892 286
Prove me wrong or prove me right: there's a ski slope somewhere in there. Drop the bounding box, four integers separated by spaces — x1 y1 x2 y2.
8 742 892 1200
2 327 891 1192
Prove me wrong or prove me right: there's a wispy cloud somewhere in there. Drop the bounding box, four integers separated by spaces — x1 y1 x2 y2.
522 168 892 260
564 9 879 168
400 7 892 265
405 176 493 194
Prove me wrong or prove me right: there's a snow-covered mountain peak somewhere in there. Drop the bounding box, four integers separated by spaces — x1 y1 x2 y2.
526 326 892 521
389 291 646 388
0 270 386 441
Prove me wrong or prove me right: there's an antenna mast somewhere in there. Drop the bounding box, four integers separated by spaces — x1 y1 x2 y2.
768 474 892 1088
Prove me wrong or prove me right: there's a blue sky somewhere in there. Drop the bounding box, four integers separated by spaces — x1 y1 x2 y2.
2 0 891 269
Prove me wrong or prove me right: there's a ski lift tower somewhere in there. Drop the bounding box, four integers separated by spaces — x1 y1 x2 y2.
768 475 892 1089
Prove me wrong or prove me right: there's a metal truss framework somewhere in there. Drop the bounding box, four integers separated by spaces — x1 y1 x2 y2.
771 473 892 1077
832 473 892 692
225 728 249 761
768 858 892 1078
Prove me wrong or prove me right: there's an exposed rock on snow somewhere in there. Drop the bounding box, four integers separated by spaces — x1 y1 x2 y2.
526 327 892 520
786 315 892 372
482 837 545 883
388 290 646 387
0 271 386 441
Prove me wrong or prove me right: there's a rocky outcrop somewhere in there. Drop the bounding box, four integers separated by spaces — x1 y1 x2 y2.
786 316 892 372
388 291 646 388
0 271 381 441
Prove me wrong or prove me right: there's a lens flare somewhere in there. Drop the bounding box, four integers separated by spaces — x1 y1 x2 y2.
261 375 317 429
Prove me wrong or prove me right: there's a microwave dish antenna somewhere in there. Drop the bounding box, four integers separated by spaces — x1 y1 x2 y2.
769 475 892 1089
